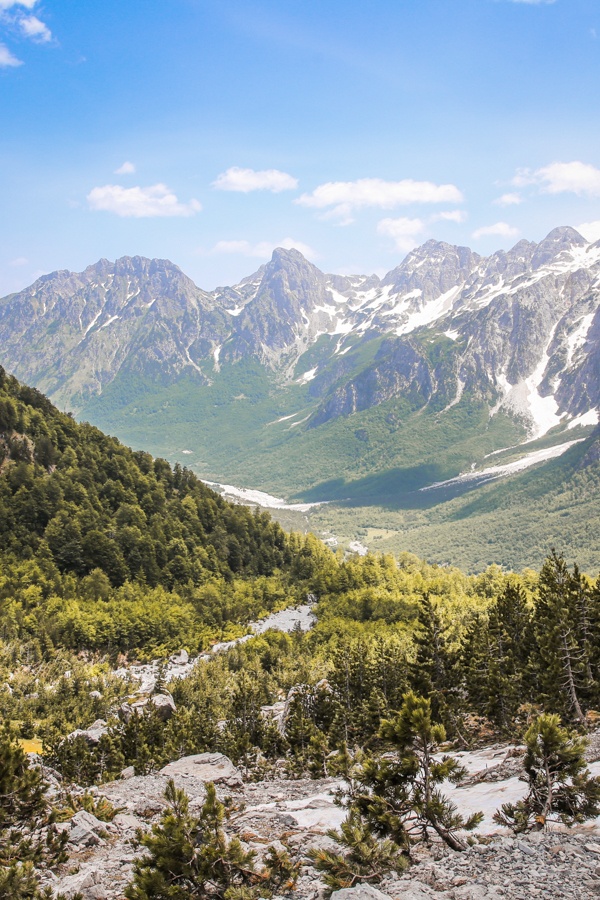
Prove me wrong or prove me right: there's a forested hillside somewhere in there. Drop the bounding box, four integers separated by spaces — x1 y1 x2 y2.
3 369 600 899
0 364 324 655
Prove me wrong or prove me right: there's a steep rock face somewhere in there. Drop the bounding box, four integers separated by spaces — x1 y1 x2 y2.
310 338 436 426
1 227 600 438
381 240 480 300
0 256 228 410
223 249 337 370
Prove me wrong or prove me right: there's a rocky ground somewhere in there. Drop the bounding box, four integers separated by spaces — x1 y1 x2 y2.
41 745 600 900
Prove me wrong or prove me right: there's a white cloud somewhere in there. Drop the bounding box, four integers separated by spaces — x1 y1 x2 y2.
576 221 600 244
494 192 522 206
212 166 298 193
536 161 600 197
114 161 136 175
9 256 28 266
432 209 468 223
472 222 520 240
0 41 21 66
0 1 38 8
20 14 51 41
512 161 600 197
87 183 202 218
297 177 463 223
510 168 536 188
377 217 425 253
209 237 316 259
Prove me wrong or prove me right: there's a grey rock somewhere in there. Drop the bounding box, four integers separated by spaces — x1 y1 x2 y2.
71 809 105 834
330 886 393 900
112 813 143 832
68 824 104 847
148 692 176 721
160 752 242 786
120 765 135 779
67 719 108 746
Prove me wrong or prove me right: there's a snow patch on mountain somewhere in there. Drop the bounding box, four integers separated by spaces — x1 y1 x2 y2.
202 479 325 512
421 439 585 492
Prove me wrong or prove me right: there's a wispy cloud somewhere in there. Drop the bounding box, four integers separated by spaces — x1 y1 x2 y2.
20 14 50 42
87 184 201 218
114 161 136 175
297 177 463 224
377 217 425 253
213 166 298 193
512 161 600 197
9 256 28 266
494 192 522 207
472 222 519 240
576 221 600 244
0 41 21 65
0 0 52 62
536 161 600 197
208 237 316 259
0 1 39 8
432 209 468 223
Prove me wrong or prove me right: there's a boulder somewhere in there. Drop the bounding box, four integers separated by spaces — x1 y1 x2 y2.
68 823 104 847
117 702 133 723
71 809 105 835
160 752 242 786
113 812 143 833
170 649 189 665
331 886 393 900
57 867 106 899
120 765 135 779
148 692 176 720
66 719 108 745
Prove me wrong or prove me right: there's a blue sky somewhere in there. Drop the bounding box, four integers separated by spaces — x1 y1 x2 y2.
1 0 600 294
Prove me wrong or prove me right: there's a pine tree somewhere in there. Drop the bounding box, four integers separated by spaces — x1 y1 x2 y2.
462 585 534 731
411 595 458 730
494 713 600 832
534 552 587 723
125 779 297 900
0 731 70 899
309 808 408 895
353 692 482 852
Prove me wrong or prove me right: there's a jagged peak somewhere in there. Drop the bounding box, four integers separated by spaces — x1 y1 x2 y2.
531 225 587 270
270 246 310 264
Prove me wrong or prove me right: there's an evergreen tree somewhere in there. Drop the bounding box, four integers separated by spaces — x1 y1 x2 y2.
125 780 297 900
0 731 70 899
534 552 587 723
353 692 482 852
309 808 408 895
494 713 600 832
411 595 457 729
462 585 534 731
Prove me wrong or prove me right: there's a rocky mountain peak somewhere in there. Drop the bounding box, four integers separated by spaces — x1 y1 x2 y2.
531 225 587 269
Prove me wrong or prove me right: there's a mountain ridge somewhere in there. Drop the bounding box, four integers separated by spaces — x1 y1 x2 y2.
2 226 600 571
2 225 599 440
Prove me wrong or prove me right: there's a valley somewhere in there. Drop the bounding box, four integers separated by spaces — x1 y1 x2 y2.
2 226 600 570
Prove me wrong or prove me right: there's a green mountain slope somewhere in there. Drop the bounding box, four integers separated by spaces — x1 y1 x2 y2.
0 365 331 656
77 358 600 573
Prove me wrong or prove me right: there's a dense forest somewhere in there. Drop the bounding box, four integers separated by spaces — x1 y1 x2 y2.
2 366 600 898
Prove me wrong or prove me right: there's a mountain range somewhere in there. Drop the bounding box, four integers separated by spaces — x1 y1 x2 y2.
2 225 600 571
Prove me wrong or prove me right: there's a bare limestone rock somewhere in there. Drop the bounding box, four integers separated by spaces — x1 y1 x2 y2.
330 885 393 900
67 719 108 746
160 752 242 787
148 692 176 721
